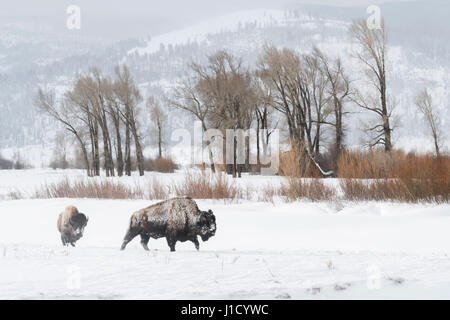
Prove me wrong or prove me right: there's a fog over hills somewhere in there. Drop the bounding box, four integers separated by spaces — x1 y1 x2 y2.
0 0 448 160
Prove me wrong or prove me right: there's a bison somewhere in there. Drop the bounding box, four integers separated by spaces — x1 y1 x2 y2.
57 206 88 247
120 197 216 252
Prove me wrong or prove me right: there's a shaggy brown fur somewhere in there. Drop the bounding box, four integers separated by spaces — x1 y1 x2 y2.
120 197 216 252
57 205 88 247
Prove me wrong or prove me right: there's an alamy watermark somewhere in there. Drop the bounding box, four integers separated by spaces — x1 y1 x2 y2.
367 5 382 30
366 265 382 290
171 121 280 175
66 264 81 290
66 5 81 30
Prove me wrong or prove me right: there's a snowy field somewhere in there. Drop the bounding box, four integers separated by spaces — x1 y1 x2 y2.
0 169 450 299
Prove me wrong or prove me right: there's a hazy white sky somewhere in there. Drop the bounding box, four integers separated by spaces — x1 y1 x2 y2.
0 0 417 39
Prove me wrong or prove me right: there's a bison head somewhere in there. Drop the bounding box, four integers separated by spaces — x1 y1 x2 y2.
69 213 88 239
198 209 216 241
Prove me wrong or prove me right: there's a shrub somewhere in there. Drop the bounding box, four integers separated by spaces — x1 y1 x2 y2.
280 178 336 202
337 149 406 179
278 147 321 178
0 154 13 169
174 171 240 200
257 183 280 203
339 151 449 203
145 157 178 173
49 158 70 170
32 178 145 200
146 177 170 200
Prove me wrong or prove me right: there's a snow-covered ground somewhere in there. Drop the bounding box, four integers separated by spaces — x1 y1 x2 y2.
0 169 450 299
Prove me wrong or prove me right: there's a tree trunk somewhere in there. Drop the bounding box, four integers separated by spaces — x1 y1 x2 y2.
158 123 162 159
100 120 114 177
114 121 124 177
130 123 145 176
93 122 100 176
381 69 392 152
125 121 131 176
256 118 261 166
73 132 91 177
433 133 440 158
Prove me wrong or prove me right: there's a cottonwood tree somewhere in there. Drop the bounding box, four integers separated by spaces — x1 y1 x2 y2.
415 89 443 157
36 65 146 177
51 131 69 169
169 75 216 172
147 96 168 159
35 88 91 176
350 19 393 152
104 78 125 176
196 51 259 177
114 65 145 176
254 81 275 167
65 76 101 176
257 44 333 177
91 69 115 176
314 47 352 166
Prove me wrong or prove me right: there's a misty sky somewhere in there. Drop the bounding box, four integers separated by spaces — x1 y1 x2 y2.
0 0 414 40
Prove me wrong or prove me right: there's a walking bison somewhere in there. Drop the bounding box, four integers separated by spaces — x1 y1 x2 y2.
120 197 216 252
57 206 88 247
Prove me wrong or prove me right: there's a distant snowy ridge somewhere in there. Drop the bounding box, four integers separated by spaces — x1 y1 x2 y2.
128 9 292 56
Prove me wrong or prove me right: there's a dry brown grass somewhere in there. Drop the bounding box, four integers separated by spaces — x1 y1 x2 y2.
337 149 406 179
339 151 449 203
174 171 241 200
145 157 178 173
153 157 178 173
6 190 25 200
6 150 448 204
278 147 321 178
30 177 173 200
32 178 145 200
146 177 170 200
257 183 280 203
280 178 336 202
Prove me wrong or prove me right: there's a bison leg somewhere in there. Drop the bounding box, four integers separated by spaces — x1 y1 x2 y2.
140 234 150 251
166 237 176 252
61 235 67 246
190 237 200 251
120 227 140 250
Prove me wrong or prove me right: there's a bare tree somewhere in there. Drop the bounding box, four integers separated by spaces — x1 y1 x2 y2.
147 96 168 159
196 51 258 177
314 47 352 165
415 89 443 157
50 131 69 169
169 75 216 172
91 69 115 177
350 19 393 151
114 65 145 176
36 65 148 177
35 88 91 176
65 76 101 176
254 82 275 166
104 81 125 177
257 44 333 176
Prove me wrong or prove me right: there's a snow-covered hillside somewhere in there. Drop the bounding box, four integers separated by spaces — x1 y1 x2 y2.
129 10 289 56
1 6 449 159
124 9 449 154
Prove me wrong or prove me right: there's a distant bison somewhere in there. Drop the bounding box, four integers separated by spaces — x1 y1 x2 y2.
120 197 216 252
57 206 88 247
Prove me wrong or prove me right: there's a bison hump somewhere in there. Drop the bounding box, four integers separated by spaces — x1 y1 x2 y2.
65 206 79 215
